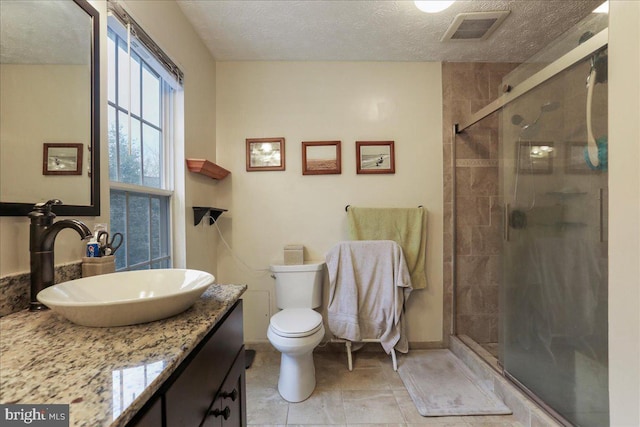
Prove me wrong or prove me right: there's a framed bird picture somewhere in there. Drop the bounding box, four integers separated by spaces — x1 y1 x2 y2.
356 141 395 174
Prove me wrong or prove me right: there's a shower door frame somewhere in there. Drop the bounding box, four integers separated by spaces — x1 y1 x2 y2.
454 28 608 135
450 27 609 426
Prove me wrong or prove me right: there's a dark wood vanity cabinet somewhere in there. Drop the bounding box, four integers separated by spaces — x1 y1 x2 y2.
128 300 245 427
202 350 246 427
131 398 162 426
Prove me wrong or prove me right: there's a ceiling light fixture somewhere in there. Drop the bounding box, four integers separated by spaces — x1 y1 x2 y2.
414 1 455 14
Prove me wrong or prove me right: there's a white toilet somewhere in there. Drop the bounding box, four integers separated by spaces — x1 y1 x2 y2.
267 261 325 402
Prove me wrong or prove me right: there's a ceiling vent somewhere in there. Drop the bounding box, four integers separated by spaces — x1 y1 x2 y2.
441 11 510 41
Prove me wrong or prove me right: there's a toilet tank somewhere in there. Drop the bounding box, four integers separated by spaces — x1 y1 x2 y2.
270 261 325 309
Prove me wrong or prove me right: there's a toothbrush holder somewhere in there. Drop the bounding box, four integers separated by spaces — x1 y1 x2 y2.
82 256 116 278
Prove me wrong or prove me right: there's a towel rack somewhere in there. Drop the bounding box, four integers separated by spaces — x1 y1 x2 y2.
345 205 423 212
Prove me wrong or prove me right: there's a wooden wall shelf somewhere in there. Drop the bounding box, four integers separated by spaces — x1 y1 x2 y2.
186 159 230 180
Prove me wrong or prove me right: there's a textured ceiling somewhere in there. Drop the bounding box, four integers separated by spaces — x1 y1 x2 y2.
0 1 91 64
177 0 604 62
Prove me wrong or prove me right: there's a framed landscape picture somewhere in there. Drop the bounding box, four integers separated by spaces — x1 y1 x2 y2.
302 141 341 175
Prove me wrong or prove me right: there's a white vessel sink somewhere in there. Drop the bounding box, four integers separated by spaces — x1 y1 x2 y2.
37 269 215 327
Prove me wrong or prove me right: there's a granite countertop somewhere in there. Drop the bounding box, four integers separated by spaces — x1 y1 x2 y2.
0 283 247 427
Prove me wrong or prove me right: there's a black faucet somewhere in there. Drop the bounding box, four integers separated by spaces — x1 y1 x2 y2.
28 199 93 311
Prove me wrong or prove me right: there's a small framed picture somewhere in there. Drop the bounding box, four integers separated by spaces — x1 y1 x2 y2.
246 137 285 171
302 141 341 175
43 143 83 175
516 141 554 174
356 141 395 174
565 142 600 174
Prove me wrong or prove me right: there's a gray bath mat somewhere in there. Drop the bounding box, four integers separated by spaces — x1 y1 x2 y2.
397 349 512 417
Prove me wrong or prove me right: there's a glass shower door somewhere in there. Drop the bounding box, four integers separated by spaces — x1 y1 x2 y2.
500 50 609 426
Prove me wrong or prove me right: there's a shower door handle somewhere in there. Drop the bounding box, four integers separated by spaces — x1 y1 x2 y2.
504 203 510 241
599 188 605 243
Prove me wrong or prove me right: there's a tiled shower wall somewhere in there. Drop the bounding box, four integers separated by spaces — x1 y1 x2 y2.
442 63 519 345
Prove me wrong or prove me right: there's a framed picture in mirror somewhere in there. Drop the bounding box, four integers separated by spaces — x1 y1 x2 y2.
517 141 554 174
565 141 602 174
43 143 84 175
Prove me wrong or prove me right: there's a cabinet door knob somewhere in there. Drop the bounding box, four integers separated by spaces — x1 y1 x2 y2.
220 389 238 401
209 406 231 420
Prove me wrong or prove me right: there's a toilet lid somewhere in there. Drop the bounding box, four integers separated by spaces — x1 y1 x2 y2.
270 308 323 338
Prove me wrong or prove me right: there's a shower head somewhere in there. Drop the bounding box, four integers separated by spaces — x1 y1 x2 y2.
581 31 608 84
511 114 525 126
511 101 560 129
511 113 538 139
520 123 540 140
593 52 608 84
531 101 560 130
511 101 560 138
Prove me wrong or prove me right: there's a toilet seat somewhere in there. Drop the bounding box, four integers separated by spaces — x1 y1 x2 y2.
270 308 323 338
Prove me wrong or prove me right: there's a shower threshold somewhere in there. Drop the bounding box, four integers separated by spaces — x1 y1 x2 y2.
454 335 573 427
457 335 502 373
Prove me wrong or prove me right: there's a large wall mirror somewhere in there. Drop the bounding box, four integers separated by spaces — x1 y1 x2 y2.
0 0 100 216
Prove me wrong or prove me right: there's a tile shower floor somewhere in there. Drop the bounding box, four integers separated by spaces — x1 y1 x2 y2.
245 347 523 426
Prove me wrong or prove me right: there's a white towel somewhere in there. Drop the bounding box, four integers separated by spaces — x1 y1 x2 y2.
325 240 413 354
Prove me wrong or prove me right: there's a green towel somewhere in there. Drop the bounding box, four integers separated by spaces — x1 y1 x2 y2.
347 207 428 290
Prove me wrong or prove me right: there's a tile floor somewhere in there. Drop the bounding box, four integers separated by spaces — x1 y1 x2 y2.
245 347 524 426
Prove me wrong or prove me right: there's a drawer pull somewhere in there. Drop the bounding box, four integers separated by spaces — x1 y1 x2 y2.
209 406 231 420
220 389 238 401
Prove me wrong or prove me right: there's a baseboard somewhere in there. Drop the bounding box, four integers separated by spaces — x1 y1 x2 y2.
408 340 445 349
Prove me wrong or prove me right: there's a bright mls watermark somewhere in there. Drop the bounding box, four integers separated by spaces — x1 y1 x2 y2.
0 404 69 426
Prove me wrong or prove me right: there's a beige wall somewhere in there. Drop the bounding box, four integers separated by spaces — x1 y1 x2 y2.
1 64 91 205
215 62 443 344
608 1 640 425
